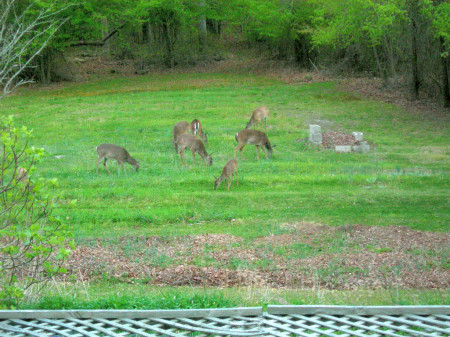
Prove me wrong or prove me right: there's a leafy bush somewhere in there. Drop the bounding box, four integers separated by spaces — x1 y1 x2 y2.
0 116 74 308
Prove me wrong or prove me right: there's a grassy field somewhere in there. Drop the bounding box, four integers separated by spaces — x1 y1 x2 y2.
2 73 448 237
1 72 448 306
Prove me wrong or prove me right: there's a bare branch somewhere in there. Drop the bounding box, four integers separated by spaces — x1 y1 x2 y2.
0 0 72 101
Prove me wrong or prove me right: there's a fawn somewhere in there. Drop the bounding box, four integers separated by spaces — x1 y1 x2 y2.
96 143 139 174
175 134 212 166
214 159 238 191
191 119 207 143
235 129 273 160
173 121 191 152
246 106 270 129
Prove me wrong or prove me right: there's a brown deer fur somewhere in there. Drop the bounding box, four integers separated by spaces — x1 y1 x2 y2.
96 143 139 174
246 106 270 129
214 159 238 191
235 129 273 160
191 119 207 143
173 121 191 152
175 134 212 166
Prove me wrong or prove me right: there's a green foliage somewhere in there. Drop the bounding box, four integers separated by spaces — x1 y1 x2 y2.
0 116 75 308
432 1 450 50
312 0 406 48
25 288 237 309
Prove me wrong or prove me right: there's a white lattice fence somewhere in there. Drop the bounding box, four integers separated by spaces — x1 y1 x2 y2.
265 306 450 337
0 306 448 336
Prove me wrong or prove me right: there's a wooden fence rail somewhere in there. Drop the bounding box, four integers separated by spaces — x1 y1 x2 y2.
0 305 448 336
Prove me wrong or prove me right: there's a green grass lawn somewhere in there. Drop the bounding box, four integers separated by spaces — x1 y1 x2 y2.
2 72 449 307
2 72 447 238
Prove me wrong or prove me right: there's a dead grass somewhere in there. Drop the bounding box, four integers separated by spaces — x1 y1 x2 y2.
65 223 449 290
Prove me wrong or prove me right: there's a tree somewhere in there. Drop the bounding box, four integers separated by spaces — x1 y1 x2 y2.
0 117 74 308
0 0 72 101
431 0 450 107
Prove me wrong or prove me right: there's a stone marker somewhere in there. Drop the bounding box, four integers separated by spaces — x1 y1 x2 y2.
309 125 322 145
353 141 370 153
335 145 352 153
352 132 364 142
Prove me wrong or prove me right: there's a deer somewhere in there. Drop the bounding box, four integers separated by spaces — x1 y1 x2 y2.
16 167 29 184
175 134 212 166
246 106 270 130
235 129 274 160
214 159 238 191
15 167 34 190
173 121 191 152
96 143 139 175
191 119 207 143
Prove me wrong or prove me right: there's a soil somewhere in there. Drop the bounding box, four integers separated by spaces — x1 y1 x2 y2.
65 224 449 290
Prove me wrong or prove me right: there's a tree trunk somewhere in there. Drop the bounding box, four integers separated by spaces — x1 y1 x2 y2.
439 36 450 107
101 18 110 52
409 0 420 100
383 35 397 80
372 44 385 81
198 1 207 52
162 21 175 67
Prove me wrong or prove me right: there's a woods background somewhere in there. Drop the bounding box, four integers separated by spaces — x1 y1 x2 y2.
3 0 450 106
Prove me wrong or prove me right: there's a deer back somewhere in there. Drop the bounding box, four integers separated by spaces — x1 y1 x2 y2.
97 143 127 161
222 159 237 176
246 106 269 128
236 129 268 146
173 121 190 141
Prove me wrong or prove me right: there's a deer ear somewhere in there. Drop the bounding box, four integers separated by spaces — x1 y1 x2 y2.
214 176 218 180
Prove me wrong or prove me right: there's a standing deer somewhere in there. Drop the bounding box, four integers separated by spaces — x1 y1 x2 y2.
235 129 274 160
96 143 139 174
175 134 212 166
214 159 238 191
191 119 207 143
173 121 191 152
246 106 270 129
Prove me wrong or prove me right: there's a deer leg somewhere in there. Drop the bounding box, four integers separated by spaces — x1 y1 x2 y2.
120 161 126 175
96 156 105 174
179 147 186 165
191 149 196 166
255 145 260 160
227 177 231 191
235 143 246 160
103 158 111 174
261 146 269 159
235 170 239 186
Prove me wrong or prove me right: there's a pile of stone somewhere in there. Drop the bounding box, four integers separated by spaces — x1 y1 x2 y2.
309 125 370 153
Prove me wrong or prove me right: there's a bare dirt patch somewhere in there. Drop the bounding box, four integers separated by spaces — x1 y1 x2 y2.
340 77 449 122
321 131 357 148
65 224 449 290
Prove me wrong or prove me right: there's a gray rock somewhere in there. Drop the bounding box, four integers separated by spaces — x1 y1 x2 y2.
335 145 352 153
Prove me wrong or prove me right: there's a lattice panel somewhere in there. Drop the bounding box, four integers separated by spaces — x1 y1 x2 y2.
0 306 448 337
263 314 450 336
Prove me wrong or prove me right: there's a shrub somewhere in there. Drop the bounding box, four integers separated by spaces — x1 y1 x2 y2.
0 116 74 308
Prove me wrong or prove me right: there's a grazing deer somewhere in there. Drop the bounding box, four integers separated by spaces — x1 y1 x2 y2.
235 129 274 160
173 121 191 152
246 106 270 129
175 134 212 166
16 167 29 184
96 143 139 174
191 119 207 143
214 159 238 191
15 167 34 191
